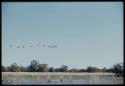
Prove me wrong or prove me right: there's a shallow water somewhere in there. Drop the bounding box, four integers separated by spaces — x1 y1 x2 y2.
2 75 124 85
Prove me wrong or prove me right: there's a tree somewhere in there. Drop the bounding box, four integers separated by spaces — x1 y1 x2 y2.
61 65 68 72
38 64 48 72
86 66 99 72
55 68 61 72
79 69 86 72
27 66 31 72
69 68 79 72
113 63 124 77
106 67 114 73
19 66 27 72
10 63 20 72
2 65 6 72
49 67 55 72
101 67 107 72
29 60 39 72
6 66 11 72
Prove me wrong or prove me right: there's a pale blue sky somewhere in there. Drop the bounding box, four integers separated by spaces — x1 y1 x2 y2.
2 2 123 69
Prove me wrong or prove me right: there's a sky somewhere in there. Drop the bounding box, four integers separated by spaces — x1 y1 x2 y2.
2 2 123 69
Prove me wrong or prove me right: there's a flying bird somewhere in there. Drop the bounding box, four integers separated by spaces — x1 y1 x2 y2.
9 45 13 47
48 45 57 48
54 45 57 48
29 45 33 47
22 46 25 48
17 46 20 48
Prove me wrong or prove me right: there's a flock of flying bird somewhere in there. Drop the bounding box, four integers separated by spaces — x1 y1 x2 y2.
9 44 58 48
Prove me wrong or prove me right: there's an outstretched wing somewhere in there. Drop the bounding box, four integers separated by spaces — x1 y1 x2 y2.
9 45 13 47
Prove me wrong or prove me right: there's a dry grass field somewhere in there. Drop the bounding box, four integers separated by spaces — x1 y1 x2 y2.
2 72 115 77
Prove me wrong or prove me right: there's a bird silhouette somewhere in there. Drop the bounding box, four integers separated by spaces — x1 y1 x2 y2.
29 45 33 47
22 46 25 48
17 46 20 48
48 45 57 48
9 45 13 47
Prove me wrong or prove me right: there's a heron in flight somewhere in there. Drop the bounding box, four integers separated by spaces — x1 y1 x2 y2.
9 45 13 47
29 45 33 47
22 46 25 48
48 45 57 48
17 46 20 48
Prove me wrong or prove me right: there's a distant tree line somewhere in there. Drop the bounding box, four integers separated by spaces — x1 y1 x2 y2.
2 60 124 77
